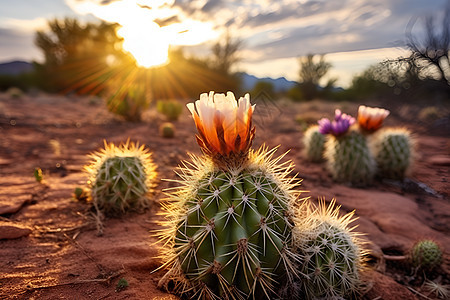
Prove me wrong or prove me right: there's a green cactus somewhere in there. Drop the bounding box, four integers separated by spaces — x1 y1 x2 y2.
159 122 175 138
294 200 367 299
85 140 156 215
370 128 413 179
157 99 183 121
73 187 89 202
410 239 442 271
34 167 43 183
303 125 325 162
324 128 376 186
159 147 301 299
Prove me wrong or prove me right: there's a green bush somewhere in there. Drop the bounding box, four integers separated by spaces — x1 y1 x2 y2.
107 86 149 122
156 99 183 121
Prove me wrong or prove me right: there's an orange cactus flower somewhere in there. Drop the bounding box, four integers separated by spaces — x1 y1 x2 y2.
358 105 390 132
187 91 255 159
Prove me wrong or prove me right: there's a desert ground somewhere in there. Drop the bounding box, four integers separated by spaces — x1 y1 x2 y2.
0 92 449 299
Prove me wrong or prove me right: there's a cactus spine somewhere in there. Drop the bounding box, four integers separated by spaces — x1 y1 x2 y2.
324 128 376 186
158 92 301 299
85 140 156 215
303 125 325 162
294 200 367 299
370 128 413 179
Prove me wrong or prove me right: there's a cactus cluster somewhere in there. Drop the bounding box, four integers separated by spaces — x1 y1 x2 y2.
370 128 413 179
158 92 368 300
317 105 414 184
85 140 156 215
302 125 325 162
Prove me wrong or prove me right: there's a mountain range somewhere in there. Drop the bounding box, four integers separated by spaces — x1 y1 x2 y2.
237 72 297 92
0 61 33 76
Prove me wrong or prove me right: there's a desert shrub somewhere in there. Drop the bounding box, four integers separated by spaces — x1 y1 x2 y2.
107 86 149 122
156 99 183 121
7 87 24 99
418 106 442 122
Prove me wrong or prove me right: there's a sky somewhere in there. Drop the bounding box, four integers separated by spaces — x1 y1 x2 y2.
0 0 447 87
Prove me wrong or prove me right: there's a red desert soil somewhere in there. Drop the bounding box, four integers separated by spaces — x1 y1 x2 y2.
0 93 449 299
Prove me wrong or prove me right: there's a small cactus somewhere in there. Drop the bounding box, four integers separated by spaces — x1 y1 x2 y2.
157 99 183 121
73 187 89 202
159 122 175 138
410 239 442 271
34 167 43 183
84 140 157 215
294 200 368 299
303 125 325 162
324 128 376 186
319 109 376 185
370 128 413 179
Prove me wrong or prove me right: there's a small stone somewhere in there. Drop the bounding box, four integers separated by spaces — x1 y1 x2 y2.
429 155 450 166
0 195 31 215
0 221 32 239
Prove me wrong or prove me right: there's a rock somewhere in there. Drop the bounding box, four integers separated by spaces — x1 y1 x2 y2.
0 194 31 215
428 155 450 166
363 270 417 300
0 221 32 239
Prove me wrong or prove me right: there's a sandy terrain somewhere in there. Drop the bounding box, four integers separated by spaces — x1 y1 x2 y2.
0 92 449 299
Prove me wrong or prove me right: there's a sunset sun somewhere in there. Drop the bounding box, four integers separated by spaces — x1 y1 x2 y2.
117 22 170 68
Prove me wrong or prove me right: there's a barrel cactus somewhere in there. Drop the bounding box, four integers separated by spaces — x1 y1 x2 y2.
370 128 413 179
158 92 302 299
303 125 325 162
294 200 368 299
319 110 376 186
410 239 442 271
85 140 157 215
159 122 175 138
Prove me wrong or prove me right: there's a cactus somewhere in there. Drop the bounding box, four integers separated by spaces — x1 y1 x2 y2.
73 187 89 202
370 128 413 179
84 140 156 215
303 125 325 162
159 122 175 138
34 167 43 183
107 85 150 122
319 109 376 186
294 200 367 299
324 128 376 186
157 99 184 121
158 92 301 299
410 239 442 271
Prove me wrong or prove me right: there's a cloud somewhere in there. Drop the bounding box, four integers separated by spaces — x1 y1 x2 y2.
0 27 42 62
1 17 48 34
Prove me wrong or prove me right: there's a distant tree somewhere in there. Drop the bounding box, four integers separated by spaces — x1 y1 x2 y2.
298 54 332 99
211 32 243 75
35 18 125 93
404 0 450 85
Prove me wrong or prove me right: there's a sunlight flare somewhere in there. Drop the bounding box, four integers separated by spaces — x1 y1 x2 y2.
117 22 170 68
